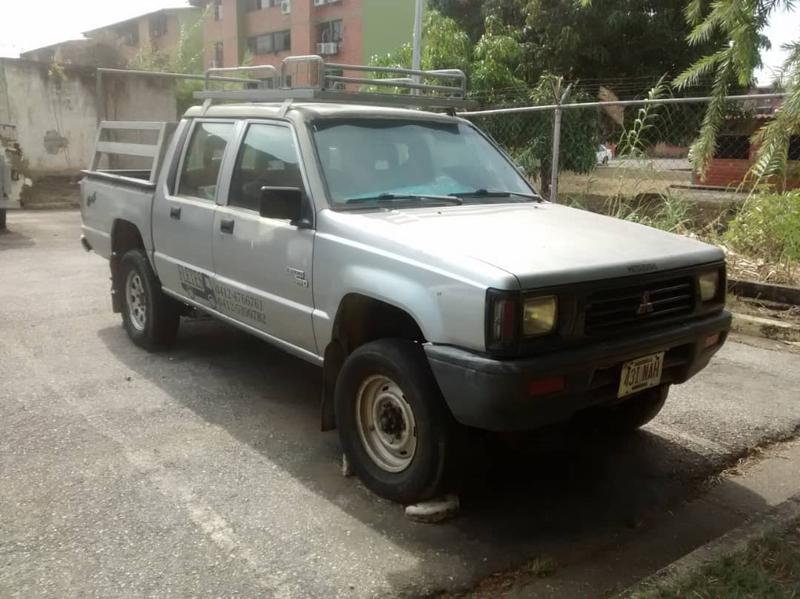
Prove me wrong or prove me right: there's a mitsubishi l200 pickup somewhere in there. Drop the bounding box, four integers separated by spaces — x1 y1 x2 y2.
80 58 730 504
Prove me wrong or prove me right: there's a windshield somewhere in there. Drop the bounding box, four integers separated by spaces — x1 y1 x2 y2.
311 119 536 208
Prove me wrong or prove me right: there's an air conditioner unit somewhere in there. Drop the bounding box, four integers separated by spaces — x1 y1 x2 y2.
317 42 339 55
313 0 326 5
280 0 291 14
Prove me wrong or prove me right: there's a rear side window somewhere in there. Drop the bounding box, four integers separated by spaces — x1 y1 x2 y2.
228 124 304 211
178 122 234 200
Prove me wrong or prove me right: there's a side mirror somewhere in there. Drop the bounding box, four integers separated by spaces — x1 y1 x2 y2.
259 186 311 227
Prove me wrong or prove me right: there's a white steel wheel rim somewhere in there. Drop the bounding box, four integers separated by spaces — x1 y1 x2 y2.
125 270 147 332
355 375 417 473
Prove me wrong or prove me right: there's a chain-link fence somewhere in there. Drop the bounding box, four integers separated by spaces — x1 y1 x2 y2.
463 93 788 219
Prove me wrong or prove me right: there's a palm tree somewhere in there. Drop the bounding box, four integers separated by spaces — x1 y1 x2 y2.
674 0 799 184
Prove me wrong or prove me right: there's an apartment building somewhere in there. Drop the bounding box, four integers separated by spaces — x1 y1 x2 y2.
193 0 414 70
21 7 202 66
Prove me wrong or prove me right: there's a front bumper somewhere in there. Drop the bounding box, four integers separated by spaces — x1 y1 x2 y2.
425 311 731 431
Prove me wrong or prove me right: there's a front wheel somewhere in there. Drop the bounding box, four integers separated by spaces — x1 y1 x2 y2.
119 249 180 351
335 339 463 504
598 385 669 432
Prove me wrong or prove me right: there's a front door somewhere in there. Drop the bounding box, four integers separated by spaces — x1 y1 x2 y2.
212 121 316 354
152 120 236 308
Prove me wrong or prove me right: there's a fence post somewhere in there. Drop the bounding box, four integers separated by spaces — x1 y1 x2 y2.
549 82 572 203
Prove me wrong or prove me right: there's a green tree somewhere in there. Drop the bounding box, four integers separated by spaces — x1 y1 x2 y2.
129 10 207 114
674 1 799 183
431 0 717 96
369 10 471 73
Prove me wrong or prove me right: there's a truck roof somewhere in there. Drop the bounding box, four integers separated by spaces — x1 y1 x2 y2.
183 102 461 123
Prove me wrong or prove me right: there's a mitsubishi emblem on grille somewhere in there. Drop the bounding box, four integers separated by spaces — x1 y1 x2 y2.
636 291 655 315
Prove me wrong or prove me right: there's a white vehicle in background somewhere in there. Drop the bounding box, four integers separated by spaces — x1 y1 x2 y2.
596 144 613 165
79 57 730 506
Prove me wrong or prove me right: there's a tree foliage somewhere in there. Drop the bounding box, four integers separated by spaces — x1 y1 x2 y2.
675 0 799 183
128 10 207 114
430 0 717 95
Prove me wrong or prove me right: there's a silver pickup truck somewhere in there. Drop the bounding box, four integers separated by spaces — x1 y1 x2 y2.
80 59 730 504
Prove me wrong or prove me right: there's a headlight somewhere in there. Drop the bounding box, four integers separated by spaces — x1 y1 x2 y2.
698 270 720 302
523 296 557 336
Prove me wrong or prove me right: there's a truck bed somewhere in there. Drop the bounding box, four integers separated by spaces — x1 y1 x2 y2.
80 121 176 259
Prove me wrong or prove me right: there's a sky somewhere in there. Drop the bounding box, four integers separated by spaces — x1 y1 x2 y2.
0 0 797 85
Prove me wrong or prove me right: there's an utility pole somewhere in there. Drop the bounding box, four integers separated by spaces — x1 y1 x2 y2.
411 0 423 92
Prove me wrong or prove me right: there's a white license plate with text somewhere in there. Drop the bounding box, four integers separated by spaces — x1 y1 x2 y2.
617 352 664 398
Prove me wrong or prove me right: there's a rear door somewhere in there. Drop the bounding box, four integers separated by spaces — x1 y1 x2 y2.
212 120 316 354
152 119 237 308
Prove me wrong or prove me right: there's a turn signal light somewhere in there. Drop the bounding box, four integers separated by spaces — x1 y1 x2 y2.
529 377 565 396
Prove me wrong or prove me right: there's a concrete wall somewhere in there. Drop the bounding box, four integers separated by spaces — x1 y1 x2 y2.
0 58 178 178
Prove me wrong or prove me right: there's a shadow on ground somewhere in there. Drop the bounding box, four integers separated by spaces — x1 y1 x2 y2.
98 317 767 596
0 227 35 249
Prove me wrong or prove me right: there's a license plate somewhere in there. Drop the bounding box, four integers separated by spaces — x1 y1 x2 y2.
617 352 664 398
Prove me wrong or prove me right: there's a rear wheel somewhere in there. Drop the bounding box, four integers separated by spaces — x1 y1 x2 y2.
119 249 180 350
335 339 463 504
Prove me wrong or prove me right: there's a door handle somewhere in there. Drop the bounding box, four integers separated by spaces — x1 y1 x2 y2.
170 206 181 220
220 218 235 234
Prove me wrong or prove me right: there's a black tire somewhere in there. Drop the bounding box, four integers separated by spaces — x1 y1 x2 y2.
598 385 669 432
335 339 462 504
0 209 6 230
119 249 180 351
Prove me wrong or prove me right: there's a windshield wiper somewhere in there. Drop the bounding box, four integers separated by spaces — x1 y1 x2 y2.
345 193 463 206
449 189 542 201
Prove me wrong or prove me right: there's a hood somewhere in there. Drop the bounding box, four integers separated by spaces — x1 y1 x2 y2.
336 202 723 289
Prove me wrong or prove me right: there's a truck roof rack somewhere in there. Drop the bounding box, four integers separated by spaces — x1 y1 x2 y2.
194 55 473 111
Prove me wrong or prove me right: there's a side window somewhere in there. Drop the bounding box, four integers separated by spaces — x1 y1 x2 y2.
177 122 234 200
229 124 304 211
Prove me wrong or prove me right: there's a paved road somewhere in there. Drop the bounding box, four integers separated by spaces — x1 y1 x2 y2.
1 211 799 598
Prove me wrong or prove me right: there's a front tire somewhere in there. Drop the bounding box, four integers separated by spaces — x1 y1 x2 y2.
598 384 669 432
335 339 462 504
119 249 180 351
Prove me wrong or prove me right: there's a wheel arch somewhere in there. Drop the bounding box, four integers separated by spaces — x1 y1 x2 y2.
109 219 146 313
321 293 427 431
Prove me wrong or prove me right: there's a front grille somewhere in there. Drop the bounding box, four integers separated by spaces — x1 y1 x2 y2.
584 276 695 336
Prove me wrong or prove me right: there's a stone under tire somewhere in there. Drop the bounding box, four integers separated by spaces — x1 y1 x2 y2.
335 338 462 505
119 249 180 351
600 384 670 432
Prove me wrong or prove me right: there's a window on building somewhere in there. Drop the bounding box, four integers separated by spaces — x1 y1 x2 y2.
789 136 800 162
273 30 291 52
213 41 224 67
150 13 168 38
119 23 139 47
178 122 234 201
213 0 223 20
248 30 291 55
319 19 343 43
715 135 750 160
229 124 304 212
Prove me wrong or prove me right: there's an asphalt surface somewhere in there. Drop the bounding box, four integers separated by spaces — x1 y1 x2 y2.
1 210 799 598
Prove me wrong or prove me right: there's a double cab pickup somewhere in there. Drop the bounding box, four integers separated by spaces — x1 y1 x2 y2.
80 61 730 504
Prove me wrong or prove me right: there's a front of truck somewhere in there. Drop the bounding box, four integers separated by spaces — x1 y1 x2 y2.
305 105 730 433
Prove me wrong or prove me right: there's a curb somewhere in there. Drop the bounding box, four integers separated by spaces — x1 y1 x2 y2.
730 311 800 343
620 493 800 597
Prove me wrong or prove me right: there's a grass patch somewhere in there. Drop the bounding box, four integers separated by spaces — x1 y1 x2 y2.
725 190 800 264
627 518 800 598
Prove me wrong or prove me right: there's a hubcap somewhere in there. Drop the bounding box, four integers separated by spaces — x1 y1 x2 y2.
125 270 147 331
355 375 417 473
